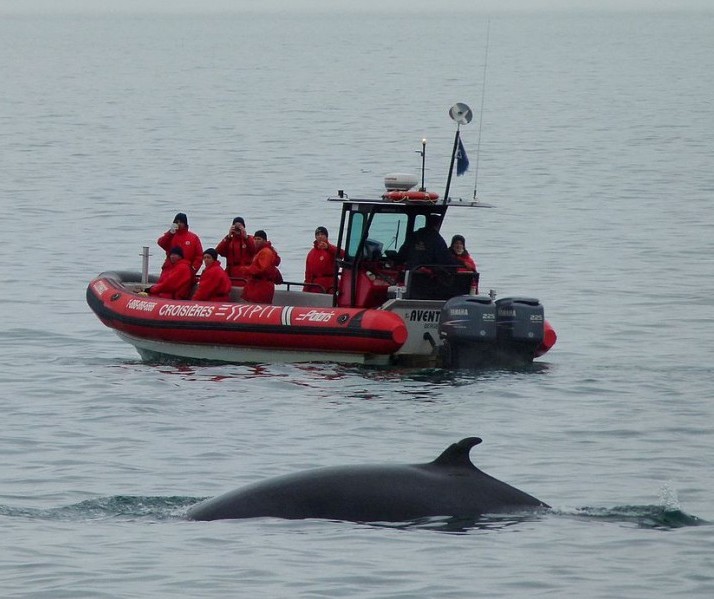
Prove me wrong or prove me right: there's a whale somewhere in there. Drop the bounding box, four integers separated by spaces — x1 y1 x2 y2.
186 437 549 522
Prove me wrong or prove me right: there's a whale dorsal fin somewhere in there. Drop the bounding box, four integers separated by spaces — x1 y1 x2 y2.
430 437 482 469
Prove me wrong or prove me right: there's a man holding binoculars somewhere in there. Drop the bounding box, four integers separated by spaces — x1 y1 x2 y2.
216 216 256 279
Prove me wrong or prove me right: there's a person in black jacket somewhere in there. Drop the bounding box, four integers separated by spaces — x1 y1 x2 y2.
397 214 460 269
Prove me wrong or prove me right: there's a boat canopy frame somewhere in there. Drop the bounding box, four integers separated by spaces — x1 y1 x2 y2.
327 195 491 308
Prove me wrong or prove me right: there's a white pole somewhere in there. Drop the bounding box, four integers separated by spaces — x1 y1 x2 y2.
141 246 150 285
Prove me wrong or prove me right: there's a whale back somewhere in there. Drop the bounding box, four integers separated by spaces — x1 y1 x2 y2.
187 437 548 522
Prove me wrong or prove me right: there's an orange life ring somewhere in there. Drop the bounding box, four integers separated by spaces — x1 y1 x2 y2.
383 190 440 202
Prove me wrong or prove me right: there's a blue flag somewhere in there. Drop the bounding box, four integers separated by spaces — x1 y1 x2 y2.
456 136 469 176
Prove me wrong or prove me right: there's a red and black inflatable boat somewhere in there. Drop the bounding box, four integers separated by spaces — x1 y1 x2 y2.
87 271 409 365
87 103 556 367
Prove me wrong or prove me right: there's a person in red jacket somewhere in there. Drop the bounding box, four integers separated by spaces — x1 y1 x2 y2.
157 212 204 275
449 235 477 272
147 246 193 299
240 230 282 304
215 216 256 279
449 234 479 294
303 226 341 294
192 248 232 302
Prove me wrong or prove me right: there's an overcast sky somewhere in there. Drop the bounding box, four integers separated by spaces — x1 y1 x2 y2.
0 0 712 14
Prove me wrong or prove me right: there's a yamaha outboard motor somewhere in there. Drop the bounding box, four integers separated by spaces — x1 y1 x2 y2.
495 297 544 363
438 295 497 368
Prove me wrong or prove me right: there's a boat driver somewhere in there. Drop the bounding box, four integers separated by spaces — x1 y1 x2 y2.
397 214 460 270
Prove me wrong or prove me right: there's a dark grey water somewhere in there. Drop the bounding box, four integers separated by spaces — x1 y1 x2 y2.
2 10 713 598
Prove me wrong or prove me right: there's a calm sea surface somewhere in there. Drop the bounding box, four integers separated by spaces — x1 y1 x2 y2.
2 10 713 598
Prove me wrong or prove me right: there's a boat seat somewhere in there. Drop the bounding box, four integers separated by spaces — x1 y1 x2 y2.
229 286 245 302
224 286 335 307
272 289 334 307
403 267 475 300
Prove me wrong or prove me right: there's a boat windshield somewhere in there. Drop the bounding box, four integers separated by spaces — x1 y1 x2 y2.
345 212 426 260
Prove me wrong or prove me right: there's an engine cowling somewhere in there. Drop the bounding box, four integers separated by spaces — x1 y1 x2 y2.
438 295 497 368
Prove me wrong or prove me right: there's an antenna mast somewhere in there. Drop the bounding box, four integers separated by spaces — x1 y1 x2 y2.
444 103 473 203
473 19 490 201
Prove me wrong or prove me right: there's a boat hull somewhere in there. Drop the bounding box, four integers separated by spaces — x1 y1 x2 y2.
87 272 407 363
87 271 555 367
116 331 389 365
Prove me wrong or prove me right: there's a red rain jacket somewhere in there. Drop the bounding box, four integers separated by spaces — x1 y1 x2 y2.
240 242 281 304
193 260 232 302
454 252 477 272
216 233 256 278
303 241 341 293
157 228 204 273
149 258 193 299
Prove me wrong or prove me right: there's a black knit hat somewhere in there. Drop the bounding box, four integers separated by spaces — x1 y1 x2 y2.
451 235 466 247
173 212 188 226
425 213 441 228
315 226 328 237
254 230 267 240
203 248 218 260
169 246 184 257
232 216 245 226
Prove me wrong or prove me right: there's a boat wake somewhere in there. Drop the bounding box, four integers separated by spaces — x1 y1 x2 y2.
361 503 709 533
0 495 201 522
1 497 707 531
556 504 708 530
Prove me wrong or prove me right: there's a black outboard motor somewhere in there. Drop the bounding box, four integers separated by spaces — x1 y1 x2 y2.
438 295 497 368
495 297 544 362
